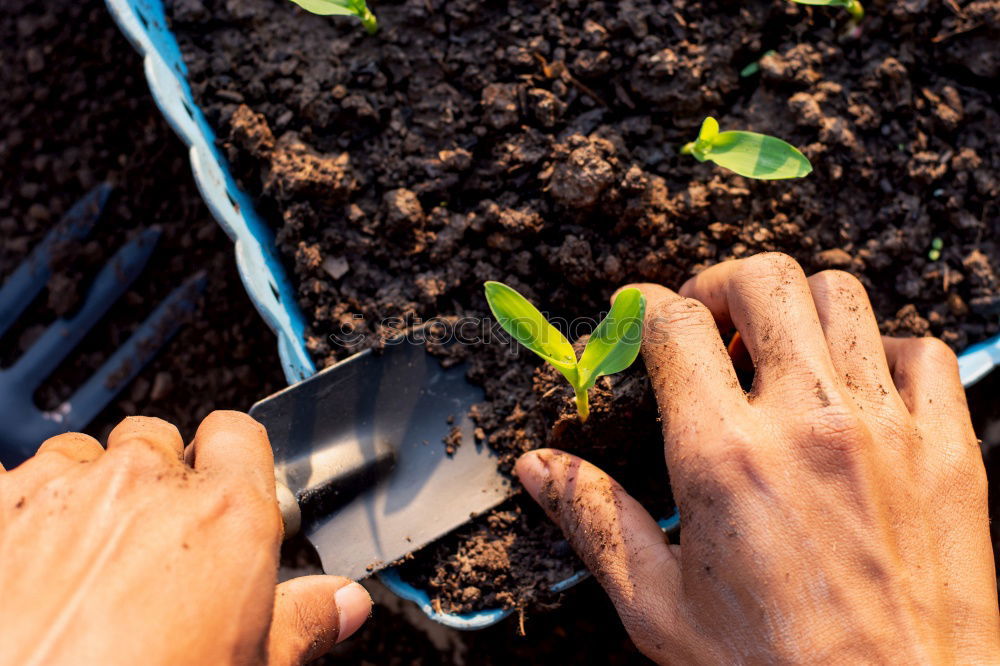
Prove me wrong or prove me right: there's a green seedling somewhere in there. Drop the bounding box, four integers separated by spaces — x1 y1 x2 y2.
484 281 646 423
739 50 776 78
789 0 864 22
681 116 813 180
289 0 378 34
928 237 943 261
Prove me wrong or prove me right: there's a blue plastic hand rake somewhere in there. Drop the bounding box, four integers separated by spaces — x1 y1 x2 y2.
0 185 206 468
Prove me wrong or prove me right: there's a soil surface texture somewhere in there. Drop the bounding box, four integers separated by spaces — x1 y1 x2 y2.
2 0 675 658
1 0 286 441
167 0 1000 613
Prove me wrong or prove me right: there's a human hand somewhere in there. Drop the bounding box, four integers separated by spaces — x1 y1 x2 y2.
516 253 999 663
0 411 370 666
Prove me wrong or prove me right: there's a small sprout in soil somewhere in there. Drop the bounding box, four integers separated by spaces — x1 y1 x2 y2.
789 0 864 22
681 116 813 180
928 237 944 261
739 50 776 78
289 0 378 34
484 281 646 423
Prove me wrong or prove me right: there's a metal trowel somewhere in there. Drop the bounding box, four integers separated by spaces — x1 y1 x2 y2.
249 340 512 581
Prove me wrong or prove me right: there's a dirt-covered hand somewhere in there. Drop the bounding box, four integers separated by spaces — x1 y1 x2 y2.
516 253 999 663
0 411 370 666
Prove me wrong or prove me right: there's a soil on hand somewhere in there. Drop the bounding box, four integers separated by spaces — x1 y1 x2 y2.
168 0 1000 613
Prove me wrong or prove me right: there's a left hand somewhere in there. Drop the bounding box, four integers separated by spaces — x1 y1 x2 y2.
0 411 370 666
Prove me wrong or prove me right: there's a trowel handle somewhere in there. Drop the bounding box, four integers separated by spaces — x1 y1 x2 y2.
274 441 397 539
276 481 302 538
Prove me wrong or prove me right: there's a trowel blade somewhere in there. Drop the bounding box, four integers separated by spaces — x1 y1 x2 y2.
249 341 512 581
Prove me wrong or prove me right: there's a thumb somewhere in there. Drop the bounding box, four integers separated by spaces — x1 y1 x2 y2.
268 576 371 665
515 449 684 661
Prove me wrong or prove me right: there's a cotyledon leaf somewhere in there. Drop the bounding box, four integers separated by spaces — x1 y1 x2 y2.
791 0 850 5
288 0 378 33
707 130 813 180
290 0 357 15
578 288 646 389
698 116 720 144
484 281 580 384
789 0 864 20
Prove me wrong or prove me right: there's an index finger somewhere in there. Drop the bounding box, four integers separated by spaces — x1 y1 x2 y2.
622 283 748 464
185 411 275 496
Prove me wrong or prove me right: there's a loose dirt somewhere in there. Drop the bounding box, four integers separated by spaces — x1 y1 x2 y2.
164 0 999 614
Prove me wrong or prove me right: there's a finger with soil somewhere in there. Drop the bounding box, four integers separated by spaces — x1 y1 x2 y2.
882 337 995 641
623 282 748 462
515 448 681 648
184 410 274 494
268 575 371 664
107 415 185 463
807 270 903 410
883 336 974 443
36 432 105 464
680 254 838 401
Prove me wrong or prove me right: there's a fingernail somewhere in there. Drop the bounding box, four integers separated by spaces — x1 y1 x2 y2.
334 582 371 643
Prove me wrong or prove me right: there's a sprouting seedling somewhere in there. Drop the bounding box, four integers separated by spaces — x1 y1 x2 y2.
484 282 646 423
739 50 776 78
928 237 943 261
681 116 813 180
289 0 378 34
789 0 864 22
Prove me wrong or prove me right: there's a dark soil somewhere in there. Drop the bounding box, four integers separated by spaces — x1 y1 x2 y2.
168 0 1000 614
4 0 1000 658
2 0 668 658
0 1 284 445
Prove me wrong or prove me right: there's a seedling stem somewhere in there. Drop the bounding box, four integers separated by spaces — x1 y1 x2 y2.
575 387 590 423
484 282 645 423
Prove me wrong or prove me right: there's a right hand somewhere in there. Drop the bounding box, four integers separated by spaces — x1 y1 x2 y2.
516 253 999 663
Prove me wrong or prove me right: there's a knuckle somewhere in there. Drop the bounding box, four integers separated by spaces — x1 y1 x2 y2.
935 438 988 496
733 253 808 302
683 438 764 494
647 297 715 338
811 269 867 298
203 410 267 437
109 416 183 455
215 481 282 539
644 297 715 347
113 439 166 469
119 415 181 435
742 251 801 278
37 432 101 457
797 404 869 456
908 336 958 368
964 456 989 501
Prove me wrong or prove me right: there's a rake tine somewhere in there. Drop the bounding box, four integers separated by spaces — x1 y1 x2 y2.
49 271 207 433
6 227 161 391
0 183 112 339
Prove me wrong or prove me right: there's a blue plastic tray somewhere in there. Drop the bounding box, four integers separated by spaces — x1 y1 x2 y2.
104 0 999 630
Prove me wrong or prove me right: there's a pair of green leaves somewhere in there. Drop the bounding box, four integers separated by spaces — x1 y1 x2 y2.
682 116 813 180
288 0 378 34
790 0 865 22
484 282 645 422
